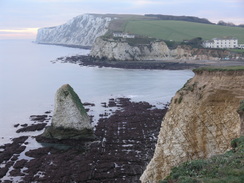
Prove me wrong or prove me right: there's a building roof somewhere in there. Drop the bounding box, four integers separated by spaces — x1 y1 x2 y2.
212 36 237 40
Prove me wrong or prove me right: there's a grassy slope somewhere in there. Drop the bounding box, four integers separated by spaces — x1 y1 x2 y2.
124 20 244 43
161 136 244 183
107 14 155 32
193 66 244 72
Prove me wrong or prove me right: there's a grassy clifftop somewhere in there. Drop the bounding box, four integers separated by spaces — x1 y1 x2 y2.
125 20 244 43
161 136 244 183
193 66 244 72
106 14 244 43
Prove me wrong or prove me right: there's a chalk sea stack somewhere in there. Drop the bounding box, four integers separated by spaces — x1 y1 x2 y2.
42 84 94 140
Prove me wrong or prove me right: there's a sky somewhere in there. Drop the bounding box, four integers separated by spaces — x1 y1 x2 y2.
0 0 243 40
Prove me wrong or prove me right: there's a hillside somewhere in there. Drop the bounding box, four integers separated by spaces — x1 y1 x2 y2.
161 136 244 183
145 14 213 24
124 20 244 43
36 13 244 47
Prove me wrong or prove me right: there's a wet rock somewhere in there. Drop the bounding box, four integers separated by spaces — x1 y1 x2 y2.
101 102 107 107
16 113 50 133
11 155 19 161
108 99 116 107
0 136 28 178
21 98 167 182
16 123 47 133
25 147 55 158
13 124 20 128
30 115 48 122
2 180 12 183
20 124 28 127
57 55 204 70
83 102 95 106
9 168 24 177
0 167 8 178
13 159 27 169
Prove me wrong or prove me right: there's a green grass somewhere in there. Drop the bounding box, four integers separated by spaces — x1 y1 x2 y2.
193 66 244 72
107 14 155 33
124 20 244 43
229 49 244 54
238 100 244 112
161 136 244 183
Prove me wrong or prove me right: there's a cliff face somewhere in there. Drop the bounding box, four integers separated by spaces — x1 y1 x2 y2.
140 70 244 182
36 14 112 47
90 38 240 61
90 38 172 61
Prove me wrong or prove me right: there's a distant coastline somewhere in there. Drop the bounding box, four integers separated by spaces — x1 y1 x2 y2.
35 42 92 49
53 55 244 70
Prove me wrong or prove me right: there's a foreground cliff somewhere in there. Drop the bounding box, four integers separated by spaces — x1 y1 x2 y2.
141 67 244 182
36 14 112 47
90 37 241 61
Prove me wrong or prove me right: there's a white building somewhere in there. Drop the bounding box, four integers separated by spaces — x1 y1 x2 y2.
113 32 135 39
239 44 244 49
203 37 238 49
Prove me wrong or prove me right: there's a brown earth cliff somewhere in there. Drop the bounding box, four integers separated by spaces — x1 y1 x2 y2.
140 69 244 182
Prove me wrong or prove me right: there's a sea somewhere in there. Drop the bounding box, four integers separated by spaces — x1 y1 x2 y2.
0 39 194 145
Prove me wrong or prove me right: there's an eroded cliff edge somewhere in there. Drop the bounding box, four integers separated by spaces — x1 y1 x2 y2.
140 68 244 182
90 37 242 61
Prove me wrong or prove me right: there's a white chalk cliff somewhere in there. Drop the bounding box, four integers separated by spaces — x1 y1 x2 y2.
36 14 112 47
90 37 235 61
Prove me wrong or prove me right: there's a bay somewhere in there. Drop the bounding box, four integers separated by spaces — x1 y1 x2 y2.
0 39 194 144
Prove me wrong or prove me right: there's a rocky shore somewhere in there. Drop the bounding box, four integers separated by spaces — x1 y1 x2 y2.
53 55 244 70
0 98 167 182
53 55 203 70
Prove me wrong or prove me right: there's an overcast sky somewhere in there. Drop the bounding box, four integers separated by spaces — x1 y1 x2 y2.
0 0 243 39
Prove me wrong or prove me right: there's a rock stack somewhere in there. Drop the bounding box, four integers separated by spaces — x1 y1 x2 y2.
42 84 94 140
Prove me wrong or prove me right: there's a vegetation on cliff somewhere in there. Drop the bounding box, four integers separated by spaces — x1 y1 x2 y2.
193 66 244 72
125 20 244 42
238 100 244 112
161 136 244 183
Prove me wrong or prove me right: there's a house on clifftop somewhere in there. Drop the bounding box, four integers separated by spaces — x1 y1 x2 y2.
203 37 238 49
113 32 135 39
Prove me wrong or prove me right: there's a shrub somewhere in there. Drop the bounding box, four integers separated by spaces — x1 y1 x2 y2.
162 137 244 183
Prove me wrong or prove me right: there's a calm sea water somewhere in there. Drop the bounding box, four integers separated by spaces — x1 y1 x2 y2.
0 39 194 144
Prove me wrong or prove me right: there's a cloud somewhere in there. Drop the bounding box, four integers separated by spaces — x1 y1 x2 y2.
31 0 85 2
132 0 194 5
0 28 38 39
0 28 38 33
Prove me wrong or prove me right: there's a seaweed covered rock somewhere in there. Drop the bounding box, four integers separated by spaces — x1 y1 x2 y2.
42 84 93 140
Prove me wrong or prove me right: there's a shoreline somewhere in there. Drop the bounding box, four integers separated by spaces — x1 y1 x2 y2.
35 42 92 50
54 55 244 70
0 98 168 182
